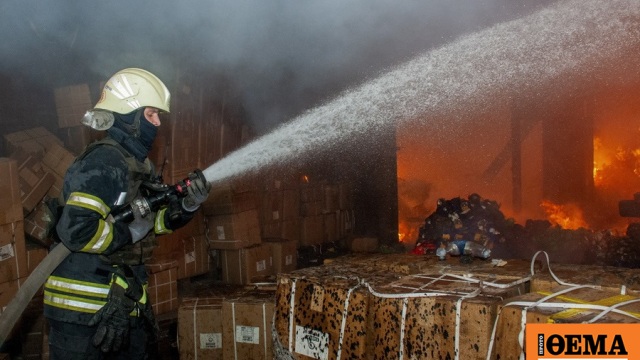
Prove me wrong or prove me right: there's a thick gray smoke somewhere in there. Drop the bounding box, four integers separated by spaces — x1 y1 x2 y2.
0 0 556 133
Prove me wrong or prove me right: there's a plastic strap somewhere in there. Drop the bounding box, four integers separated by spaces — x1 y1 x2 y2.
288 279 297 353
399 298 408 360
263 303 267 358
193 298 199 360
336 283 360 360
232 302 237 360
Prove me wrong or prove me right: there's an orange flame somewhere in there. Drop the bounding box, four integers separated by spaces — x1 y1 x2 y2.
540 200 589 230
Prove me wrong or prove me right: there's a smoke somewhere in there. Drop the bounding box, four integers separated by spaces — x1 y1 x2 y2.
0 0 557 133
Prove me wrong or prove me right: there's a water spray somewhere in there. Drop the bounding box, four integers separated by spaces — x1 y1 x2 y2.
202 0 640 186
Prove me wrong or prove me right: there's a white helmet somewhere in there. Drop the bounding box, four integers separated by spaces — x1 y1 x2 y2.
82 68 170 130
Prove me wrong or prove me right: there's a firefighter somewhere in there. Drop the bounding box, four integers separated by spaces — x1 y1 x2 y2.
43 68 211 359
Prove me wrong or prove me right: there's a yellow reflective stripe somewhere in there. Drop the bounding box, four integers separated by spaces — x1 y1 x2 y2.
81 219 113 253
113 275 129 289
44 290 105 313
140 284 148 304
46 276 110 298
66 192 110 218
154 208 172 234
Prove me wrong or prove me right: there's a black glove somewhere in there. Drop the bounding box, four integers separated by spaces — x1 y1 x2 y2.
181 175 211 212
88 277 135 353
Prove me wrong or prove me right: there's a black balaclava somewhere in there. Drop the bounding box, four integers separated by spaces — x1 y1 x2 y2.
106 108 158 162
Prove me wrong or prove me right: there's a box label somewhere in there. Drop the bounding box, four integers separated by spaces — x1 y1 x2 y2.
285 254 293 266
235 325 260 344
199 333 222 349
216 225 226 240
185 251 196 264
0 244 15 262
526 323 640 359
295 325 329 360
256 259 266 272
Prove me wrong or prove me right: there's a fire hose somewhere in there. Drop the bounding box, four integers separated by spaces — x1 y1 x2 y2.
0 169 207 347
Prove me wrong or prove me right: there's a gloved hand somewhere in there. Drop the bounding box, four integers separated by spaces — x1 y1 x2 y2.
128 196 154 243
88 277 135 353
181 175 211 212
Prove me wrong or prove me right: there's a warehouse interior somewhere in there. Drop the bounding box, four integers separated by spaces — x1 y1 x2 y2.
2 1 640 359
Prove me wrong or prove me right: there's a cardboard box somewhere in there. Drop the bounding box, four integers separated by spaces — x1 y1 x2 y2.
0 158 23 224
24 200 54 247
41 142 75 179
323 184 338 213
177 235 211 279
323 212 337 243
274 273 369 360
336 210 354 239
0 221 27 283
4 128 63 158
338 182 353 210
54 84 93 128
222 290 275 360
281 218 300 242
146 260 178 316
26 242 48 275
205 210 261 250
0 277 22 311
178 297 224 360
282 189 300 221
366 273 527 360
261 221 282 239
220 244 274 285
491 286 640 359
266 239 297 274
300 184 322 203
17 155 55 213
300 215 324 246
261 190 283 224
202 185 258 216
531 263 640 295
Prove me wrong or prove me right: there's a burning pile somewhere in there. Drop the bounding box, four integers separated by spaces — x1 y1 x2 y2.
411 194 640 268
412 193 510 262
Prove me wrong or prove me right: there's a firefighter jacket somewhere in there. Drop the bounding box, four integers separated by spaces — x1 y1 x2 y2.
44 137 194 325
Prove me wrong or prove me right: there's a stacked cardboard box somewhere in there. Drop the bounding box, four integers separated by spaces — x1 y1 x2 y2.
298 180 355 247
366 273 527 360
146 259 179 316
0 158 30 344
53 83 105 155
261 177 301 243
222 290 275 360
265 238 297 274
273 254 535 360
177 287 275 360
203 180 272 285
3 127 64 159
178 297 224 359
53 84 92 129
299 182 324 246
152 211 211 281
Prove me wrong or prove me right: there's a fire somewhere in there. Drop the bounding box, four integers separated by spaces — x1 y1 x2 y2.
397 221 414 243
540 200 588 230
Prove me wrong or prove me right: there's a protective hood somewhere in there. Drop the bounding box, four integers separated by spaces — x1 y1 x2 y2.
106 109 157 161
